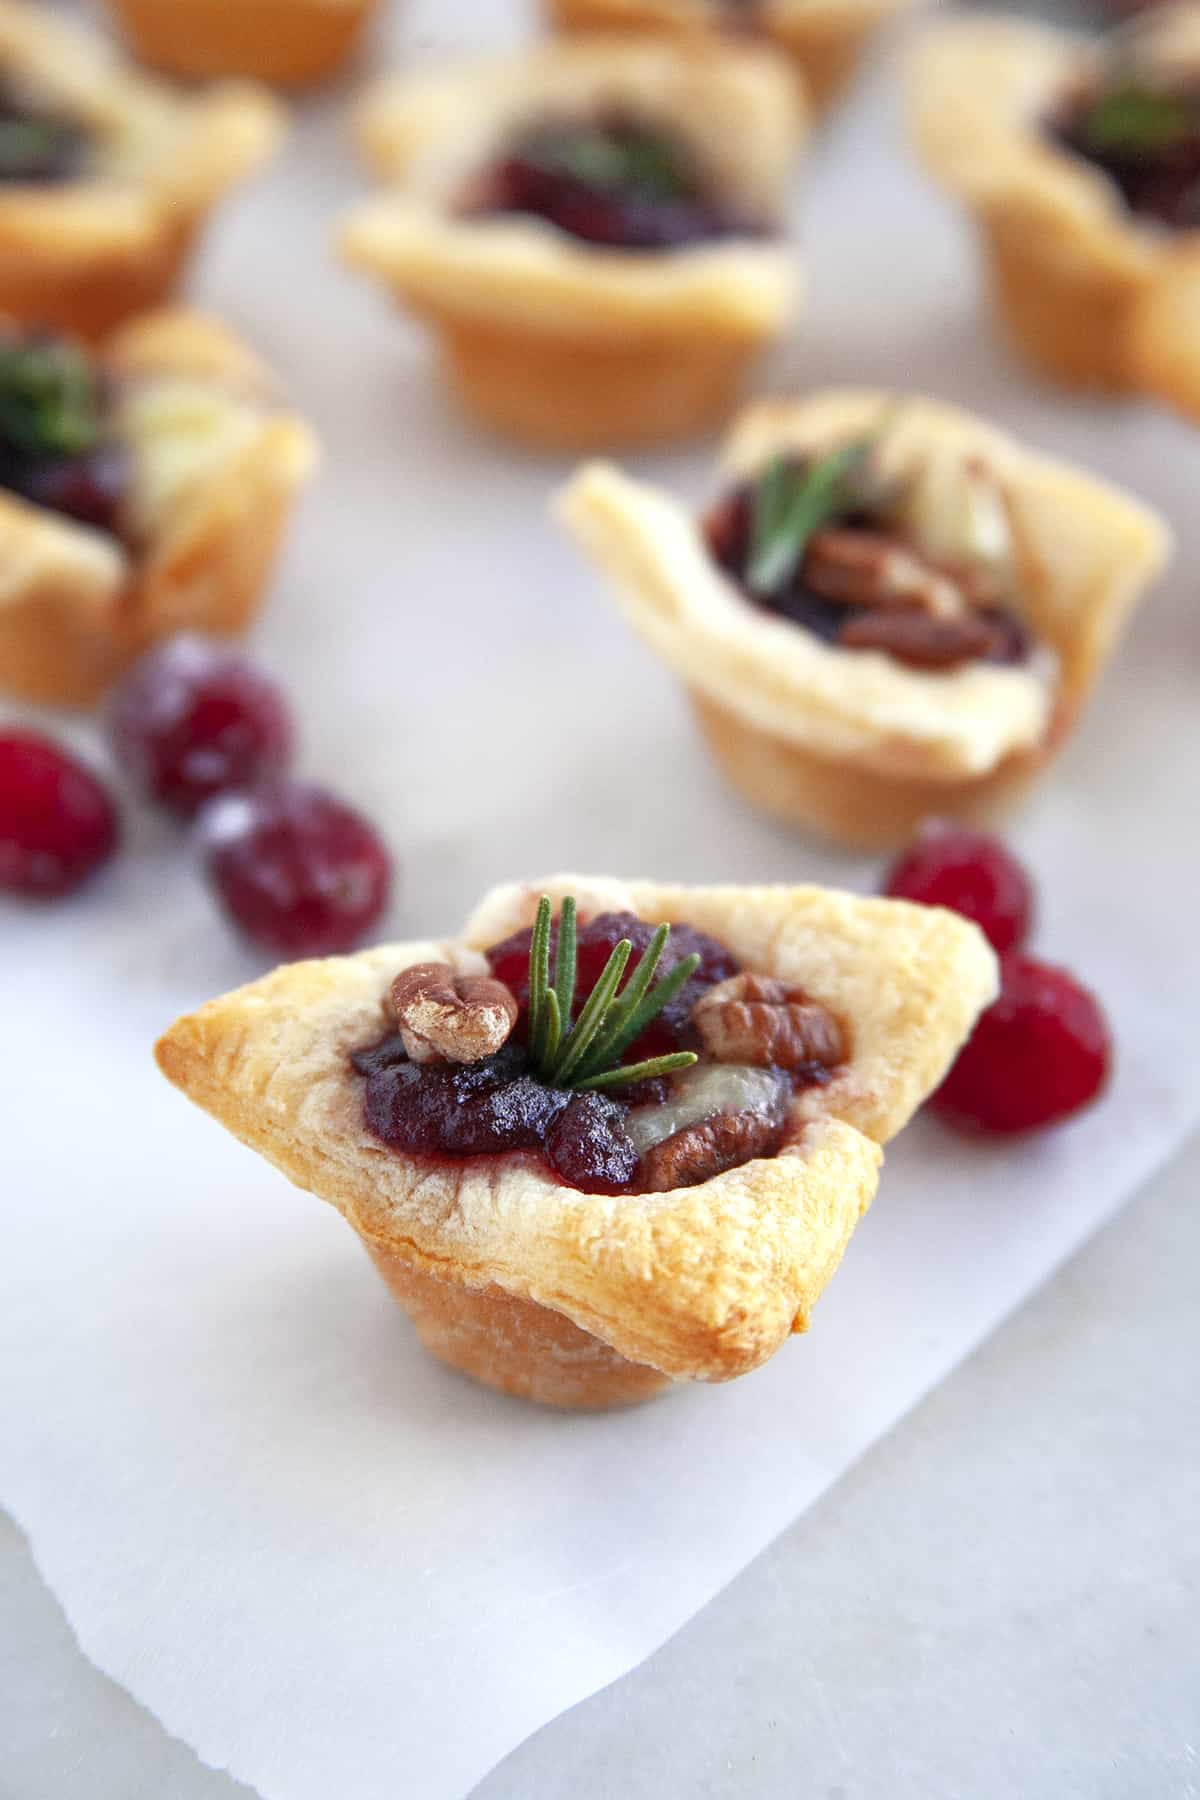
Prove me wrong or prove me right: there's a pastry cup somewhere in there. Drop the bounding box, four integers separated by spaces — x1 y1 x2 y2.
545 0 924 116
560 391 1169 850
0 308 318 707
909 12 1200 392
1128 249 1200 422
156 875 997 1410
107 0 379 89
339 39 804 450
0 1 283 340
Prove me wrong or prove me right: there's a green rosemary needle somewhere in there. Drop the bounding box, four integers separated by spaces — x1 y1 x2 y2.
524 895 700 1092
746 432 879 598
0 337 103 460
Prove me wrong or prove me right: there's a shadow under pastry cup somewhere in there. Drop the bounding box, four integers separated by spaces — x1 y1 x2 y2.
106 0 380 89
560 391 1170 851
338 39 804 451
909 10 1200 393
0 308 318 707
0 0 283 342
155 876 997 1411
543 0 926 117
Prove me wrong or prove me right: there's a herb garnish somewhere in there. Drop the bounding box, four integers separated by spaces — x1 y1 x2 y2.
518 118 698 205
525 895 699 1091
1080 82 1193 155
0 337 103 459
746 434 878 597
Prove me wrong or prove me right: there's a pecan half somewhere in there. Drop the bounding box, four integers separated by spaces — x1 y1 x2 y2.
389 962 517 1065
639 1107 785 1193
804 528 967 620
838 606 1013 668
692 974 846 1072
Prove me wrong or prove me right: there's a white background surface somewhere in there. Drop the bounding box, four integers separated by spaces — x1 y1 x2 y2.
2 1 1199 1796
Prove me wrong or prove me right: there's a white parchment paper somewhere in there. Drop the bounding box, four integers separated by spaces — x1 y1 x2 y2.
3 4 1199 1797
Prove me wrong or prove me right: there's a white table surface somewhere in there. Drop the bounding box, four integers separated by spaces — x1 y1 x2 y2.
3 1134 1196 1799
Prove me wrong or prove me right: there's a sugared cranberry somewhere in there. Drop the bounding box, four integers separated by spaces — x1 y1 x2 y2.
202 780 391 957
545 1093 640 1193
111 636 294 818
487 909 740 1060
0 729 119 898
883 823 1035 955
931 955 1112 1136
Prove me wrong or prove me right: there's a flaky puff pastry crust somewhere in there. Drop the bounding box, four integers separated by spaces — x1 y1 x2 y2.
0 308 318 707
909 11 1200 392
106 0 379 89
560 391 1169 849
156 876 997 1410
545 0 926 116
339 39 805 450
0 0 282 340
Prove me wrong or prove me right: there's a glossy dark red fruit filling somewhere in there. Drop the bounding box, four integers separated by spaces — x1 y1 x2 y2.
201 780 391 958
0 729 119 898
1049 79 1200 229
487 909 740 1061
704 478 1032 671
111 636 294 818
931 954 1112 1136
468 114 769 251
883 823 1035 955
545 1093 639 1194
0 438 129 534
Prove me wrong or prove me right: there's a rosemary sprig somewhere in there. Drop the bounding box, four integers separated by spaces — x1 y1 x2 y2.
524 895 699 1092
747 434 879 598
522 119 697 204
0 337 103 460
1079 83 1192 155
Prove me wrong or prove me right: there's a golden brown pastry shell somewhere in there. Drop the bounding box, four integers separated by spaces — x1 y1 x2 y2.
0 308 318 707
155 876 997 1409
340 39 804 450
107 0 377 89
543 0 921 115
561 391 1169 849
909 13 1200 393
0 2 282 340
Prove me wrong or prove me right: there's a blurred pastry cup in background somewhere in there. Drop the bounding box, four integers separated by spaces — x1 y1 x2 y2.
0 309 318 707
0 0 282 341
105 0 382 89
544 0 927 117
338 38 805 451
560 392 1170 850
910 7 1200 393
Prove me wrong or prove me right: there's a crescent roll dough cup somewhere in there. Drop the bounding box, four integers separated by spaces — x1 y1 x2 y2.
106 0 379 89
339 39 805 450
156 875 997 1411
0 308 318 707
560 391 1169 849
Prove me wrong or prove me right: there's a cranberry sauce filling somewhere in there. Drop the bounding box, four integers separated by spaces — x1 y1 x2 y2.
354 911 842 1196
0 79 90 186
463 113 771 251
1049 75 1200 229
0 334 128 536
704 462 1032 674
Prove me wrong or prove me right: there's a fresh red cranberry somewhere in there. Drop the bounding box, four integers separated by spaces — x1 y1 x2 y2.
202 781 391 957
487 910 740 1060
0 729 119 898
931 955 1112 1136
883 823 1035 955
545 1093 639 1193
111 636 294 818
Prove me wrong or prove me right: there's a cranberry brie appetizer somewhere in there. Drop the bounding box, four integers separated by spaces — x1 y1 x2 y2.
0 1 281 342
0 309 317 706
105 0 379 89
339 39 804 449
561 392 1168 849
545 0 924 117
911 6 1200 393
156 877 996 1410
